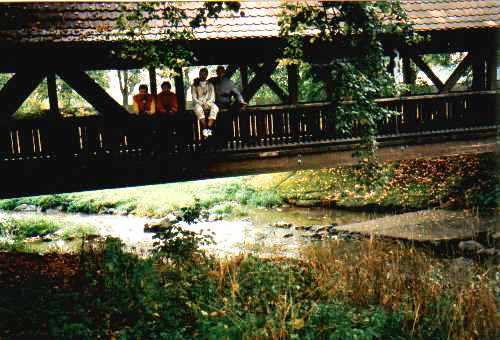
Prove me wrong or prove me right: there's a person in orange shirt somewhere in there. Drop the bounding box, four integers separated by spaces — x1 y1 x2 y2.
132 84 155 115
155 81 178 115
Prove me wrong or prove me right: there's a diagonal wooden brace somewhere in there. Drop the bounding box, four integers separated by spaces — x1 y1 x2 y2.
0 71 47 118
441 53 473 93
411 55 444 92
246 63 288 102
58 70 129 118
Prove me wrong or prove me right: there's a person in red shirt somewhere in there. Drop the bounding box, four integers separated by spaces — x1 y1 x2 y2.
156 81 178 115
132 84 155 115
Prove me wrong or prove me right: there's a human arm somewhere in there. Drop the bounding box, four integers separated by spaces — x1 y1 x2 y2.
191 85 201 106
132 96 139 114
146 97 155 115
170 94 179 113
206 83 215 104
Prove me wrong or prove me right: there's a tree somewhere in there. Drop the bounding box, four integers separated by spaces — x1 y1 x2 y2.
279 1 417 161
116 69 141 108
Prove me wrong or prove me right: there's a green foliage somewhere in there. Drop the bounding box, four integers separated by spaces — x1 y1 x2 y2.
0 217 59 239
279 1 418 159
1 233 498 338
302 302 405 339
179 198 203 223
153 223 214 267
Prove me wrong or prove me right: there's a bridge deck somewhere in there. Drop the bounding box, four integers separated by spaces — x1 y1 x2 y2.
0 91 497 197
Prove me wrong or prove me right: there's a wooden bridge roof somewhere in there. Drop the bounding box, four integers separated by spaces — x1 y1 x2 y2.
0 1 498 44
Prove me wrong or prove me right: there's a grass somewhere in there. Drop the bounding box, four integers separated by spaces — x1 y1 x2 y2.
0 216 97 249
0 236 497 339
0 177 282 218
277 153 498 212
0 217 59 239
0 154 496 218
58 224 98 241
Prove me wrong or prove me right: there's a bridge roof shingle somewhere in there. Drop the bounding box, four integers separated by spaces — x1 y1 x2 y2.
0 1 498 43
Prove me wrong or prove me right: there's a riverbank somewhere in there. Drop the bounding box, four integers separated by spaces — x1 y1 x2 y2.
1 153 496 219
274 153 498 212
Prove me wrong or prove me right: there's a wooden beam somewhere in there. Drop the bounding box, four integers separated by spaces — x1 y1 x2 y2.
402 57 415 95
264 77 288 102
239 64 248 93
174 68 186 112
243 62 279 102
411 55 444 91
287 65 299 104
441 53 473 93
486 48 497 90
58 70 128 118
148 67 157 97
471 52 486 91
402 58 415 85
247 63 287 103
225 65 238 80
314 65 334 101
0 71 46 118
47 73 60 118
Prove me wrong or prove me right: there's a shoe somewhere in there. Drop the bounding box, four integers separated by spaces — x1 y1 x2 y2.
206 129 212 137
202 129 209 137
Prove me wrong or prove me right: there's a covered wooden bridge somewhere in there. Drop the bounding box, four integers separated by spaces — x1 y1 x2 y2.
0 1 498 197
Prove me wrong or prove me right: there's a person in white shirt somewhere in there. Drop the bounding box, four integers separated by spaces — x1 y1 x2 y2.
191 68 219 138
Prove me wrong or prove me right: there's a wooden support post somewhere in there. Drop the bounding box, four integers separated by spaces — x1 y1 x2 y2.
402 57 415 94
486 49 497 90
287 64 299 104
148 67 157 97
387 51 396 76
0 71 46 118
471 51 486 91
411 55 444 92
58 70 128 118
316 65 334 101
47 73 60 117
239 64 248 93
174 68 186 112
441 53 473 93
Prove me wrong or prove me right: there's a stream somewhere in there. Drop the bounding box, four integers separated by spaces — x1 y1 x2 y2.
0 206 386 257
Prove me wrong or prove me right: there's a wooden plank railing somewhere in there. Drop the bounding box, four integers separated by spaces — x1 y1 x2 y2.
0 90 496 161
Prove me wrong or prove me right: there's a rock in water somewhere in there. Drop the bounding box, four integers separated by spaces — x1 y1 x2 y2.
14 204 37 212
271 221 292 229
491 232 500 247
144 219 173 233
294 200 321 207
476 248 497 257
458 240 484 253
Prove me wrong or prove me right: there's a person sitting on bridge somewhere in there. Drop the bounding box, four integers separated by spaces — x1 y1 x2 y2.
191 67 218 138
132 84 155 115
156 81 178 115
210 65 247 109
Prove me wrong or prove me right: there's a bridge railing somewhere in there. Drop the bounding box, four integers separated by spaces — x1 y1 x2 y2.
0 90 496 160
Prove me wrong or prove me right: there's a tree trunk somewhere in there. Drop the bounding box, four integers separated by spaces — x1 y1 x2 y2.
117 70 129 108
